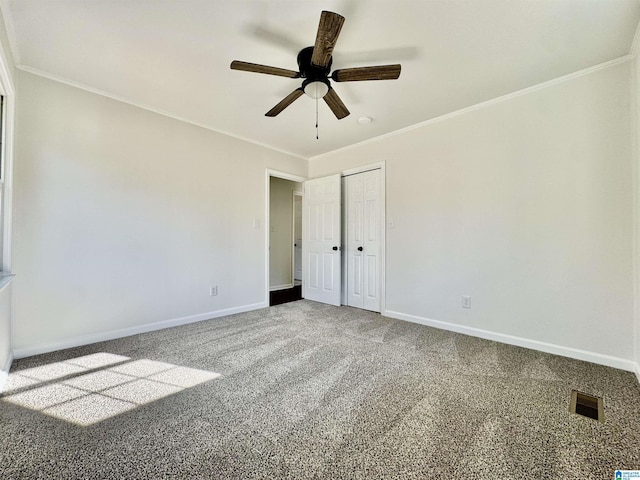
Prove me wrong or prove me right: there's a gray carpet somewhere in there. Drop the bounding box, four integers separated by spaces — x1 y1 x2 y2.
1 300 639 479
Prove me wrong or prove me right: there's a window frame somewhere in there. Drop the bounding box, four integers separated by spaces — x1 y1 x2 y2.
0 35 15 276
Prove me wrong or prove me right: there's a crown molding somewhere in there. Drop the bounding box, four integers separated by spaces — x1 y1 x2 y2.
16 52 633 165
310 55 633 162
16 65 309 162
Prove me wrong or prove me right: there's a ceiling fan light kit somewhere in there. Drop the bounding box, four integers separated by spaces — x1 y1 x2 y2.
230 10 401 126
303 80 329 99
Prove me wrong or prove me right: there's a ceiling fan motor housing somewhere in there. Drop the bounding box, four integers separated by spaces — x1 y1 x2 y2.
298 46 332 83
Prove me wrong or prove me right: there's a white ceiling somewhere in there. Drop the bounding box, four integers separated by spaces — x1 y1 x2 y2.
5 0 640 159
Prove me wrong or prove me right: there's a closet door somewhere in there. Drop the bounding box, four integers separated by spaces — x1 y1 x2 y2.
346 169 381 312
302 174 342 306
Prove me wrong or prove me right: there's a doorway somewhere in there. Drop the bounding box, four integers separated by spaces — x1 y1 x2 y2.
267 171 305 306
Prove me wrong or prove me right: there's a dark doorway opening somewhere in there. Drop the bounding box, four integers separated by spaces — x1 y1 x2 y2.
270 285 302 306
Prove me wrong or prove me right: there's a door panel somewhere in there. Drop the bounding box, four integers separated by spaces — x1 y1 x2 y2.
346 169 381 312
366 254 377 299
303 174 341 306
308 252 319 289
346 173 364 308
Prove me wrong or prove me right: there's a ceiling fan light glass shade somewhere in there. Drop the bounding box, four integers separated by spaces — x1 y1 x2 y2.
303 81 329 99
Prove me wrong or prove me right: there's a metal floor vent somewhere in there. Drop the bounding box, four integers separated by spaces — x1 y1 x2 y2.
570 390 604 423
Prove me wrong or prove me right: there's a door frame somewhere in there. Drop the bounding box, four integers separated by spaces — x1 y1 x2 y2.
340 161 386 314
265 169 307 306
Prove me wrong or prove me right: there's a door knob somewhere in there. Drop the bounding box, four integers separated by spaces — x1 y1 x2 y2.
357 246 363 251
332 246 339 251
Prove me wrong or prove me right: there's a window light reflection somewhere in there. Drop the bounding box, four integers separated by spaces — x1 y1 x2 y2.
1 353 221 426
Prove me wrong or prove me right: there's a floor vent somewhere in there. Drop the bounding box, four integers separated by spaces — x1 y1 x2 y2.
570 390 603 423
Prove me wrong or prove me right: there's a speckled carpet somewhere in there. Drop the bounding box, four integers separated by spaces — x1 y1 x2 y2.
1 300 639 479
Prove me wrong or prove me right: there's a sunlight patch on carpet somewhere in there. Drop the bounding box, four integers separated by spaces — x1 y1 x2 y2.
1 353 221 426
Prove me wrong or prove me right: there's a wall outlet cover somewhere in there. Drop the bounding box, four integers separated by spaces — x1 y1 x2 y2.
462 295 471 308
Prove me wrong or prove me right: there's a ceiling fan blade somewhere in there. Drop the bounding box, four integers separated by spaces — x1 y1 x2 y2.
331 64 401 82
265 88 304 117
230 60 299 78
323 88 350 119
311 11 345 68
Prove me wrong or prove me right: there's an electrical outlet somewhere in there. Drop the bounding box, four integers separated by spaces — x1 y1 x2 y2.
462 295 471 309
210 285 218 297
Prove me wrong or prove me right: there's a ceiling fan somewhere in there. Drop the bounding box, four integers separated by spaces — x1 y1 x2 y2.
230 11 401 120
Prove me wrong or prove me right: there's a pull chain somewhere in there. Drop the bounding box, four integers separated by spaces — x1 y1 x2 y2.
315 90 319 140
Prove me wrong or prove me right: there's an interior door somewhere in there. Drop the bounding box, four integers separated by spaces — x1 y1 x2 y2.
303 174 341 306
346 169 381 312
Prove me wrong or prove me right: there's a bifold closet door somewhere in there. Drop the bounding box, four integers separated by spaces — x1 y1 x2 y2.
345 169 381 312
302 174 342 306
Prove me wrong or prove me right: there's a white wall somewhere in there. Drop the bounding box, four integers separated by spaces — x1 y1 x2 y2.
13 71 306 356
310 61 635 369
269 176 302 289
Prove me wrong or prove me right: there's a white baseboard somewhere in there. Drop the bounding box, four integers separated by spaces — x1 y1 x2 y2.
2 351 13 372
13 302 268 360
384 310 638 373
635 362 640 385
0 351 13 391
269 284 294 292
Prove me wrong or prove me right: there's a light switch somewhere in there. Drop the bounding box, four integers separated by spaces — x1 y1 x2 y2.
462 295 471 309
